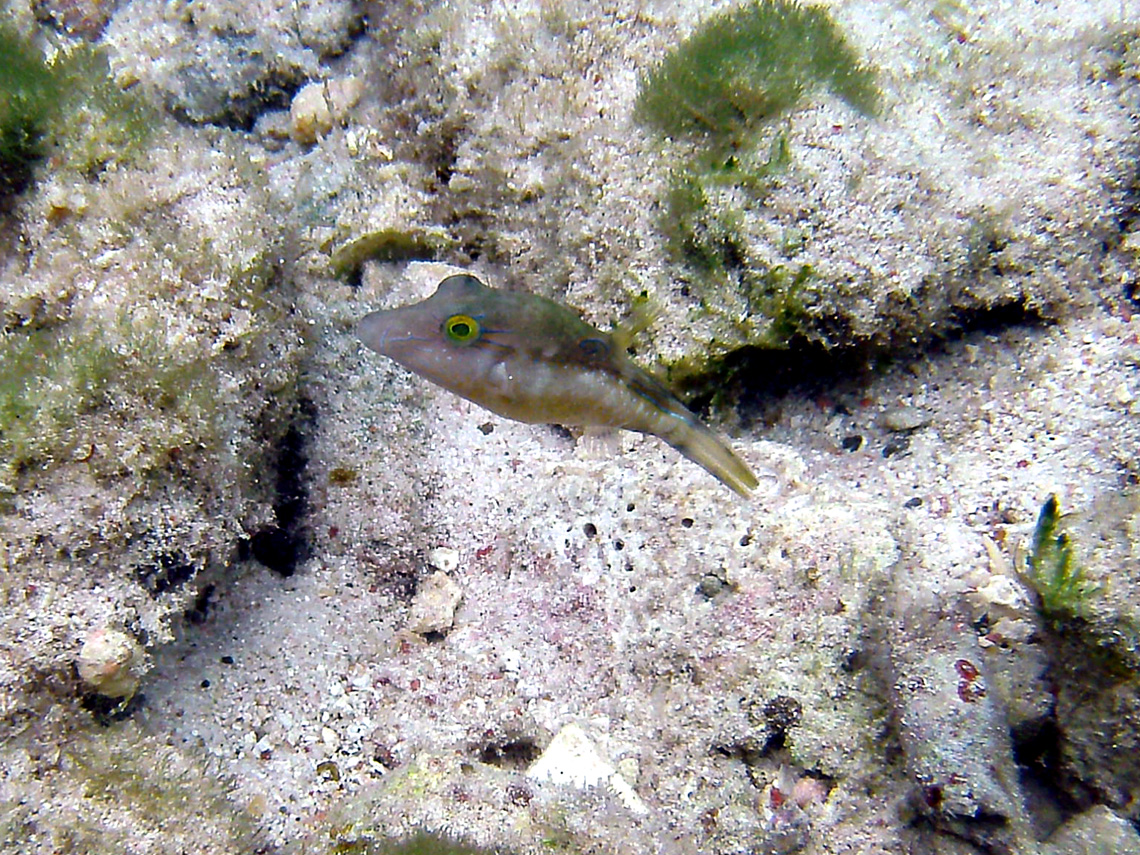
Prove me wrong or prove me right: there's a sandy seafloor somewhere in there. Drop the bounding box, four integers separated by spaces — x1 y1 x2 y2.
1 0 1140 853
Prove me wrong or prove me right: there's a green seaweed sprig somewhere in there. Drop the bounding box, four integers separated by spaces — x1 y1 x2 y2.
0 26 154 201
1022 494 1100 622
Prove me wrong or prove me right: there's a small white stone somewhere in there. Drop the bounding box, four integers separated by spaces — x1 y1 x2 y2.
975 575 1030 610
617 756 640 785
527 723 648 814
290 83 332 144
881 405 933 432
406 571 463 634
76 628 144 699
427 546 460 573
290 77 362 144
499 647 522 674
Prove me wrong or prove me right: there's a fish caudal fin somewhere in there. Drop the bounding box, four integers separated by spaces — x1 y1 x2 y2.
669 422 759 498
621 364 758 497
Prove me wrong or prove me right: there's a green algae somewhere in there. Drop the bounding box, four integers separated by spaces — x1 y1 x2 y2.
635 0 879 152
0 316 227 490
0 28 154 198
0 722 264 853
330 227 458 282
328 831 506 855
659 134 792 275
1023 494 1100 622
636 2 879 357
0 324 118 477
0 23 59 198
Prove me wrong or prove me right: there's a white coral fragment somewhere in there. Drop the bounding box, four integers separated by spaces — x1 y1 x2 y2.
526 723 648 815
406 571 463 634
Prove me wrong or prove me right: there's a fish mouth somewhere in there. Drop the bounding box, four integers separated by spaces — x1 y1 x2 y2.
358 310 425 357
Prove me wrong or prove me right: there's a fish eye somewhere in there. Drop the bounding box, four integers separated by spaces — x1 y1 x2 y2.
444 314 480 344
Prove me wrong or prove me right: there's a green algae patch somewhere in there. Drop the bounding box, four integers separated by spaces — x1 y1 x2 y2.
635 1 880 362
327 830 507 855
0 23 60 199
1022 494 1101 623
659 134 792 275
0 30 155 198
0 722 265 853
0 325 116 477
46 44 157 177
0 316 228 491
635 0 879 152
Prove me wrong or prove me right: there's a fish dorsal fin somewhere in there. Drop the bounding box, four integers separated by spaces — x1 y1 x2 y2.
611 295 664 353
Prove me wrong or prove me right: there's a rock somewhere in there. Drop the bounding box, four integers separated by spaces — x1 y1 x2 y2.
427 546 460 573
289 77 362 144
76 628 144 699
526 723 647 815
881 406 932 432
1044 805 1140 855
406 571 462 635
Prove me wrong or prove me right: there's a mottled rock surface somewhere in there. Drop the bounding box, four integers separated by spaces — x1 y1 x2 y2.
0 0 1138 853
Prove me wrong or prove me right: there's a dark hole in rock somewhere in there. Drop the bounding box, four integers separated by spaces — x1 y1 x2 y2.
184 583 216 624
81 692 145 726
478 739 540 770
136 551 196 597
250 526 302 577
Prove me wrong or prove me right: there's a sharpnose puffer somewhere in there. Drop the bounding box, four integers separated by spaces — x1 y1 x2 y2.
358 274 758 497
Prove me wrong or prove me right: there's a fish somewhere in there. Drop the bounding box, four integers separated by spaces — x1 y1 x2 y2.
358 274 758 497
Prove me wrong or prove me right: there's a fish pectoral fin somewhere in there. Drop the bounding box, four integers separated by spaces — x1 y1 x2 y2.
578 426 623 460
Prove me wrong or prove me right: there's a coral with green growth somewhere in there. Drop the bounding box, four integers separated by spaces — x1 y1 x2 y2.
1022 494 1101 622
635 0 880 153
0 23 60 200
0 25 154 203
635 1 879 357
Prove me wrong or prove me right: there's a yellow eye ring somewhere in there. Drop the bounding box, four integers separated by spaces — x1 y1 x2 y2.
444 314 480 344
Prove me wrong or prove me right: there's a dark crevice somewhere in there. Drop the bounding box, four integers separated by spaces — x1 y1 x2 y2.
682 300 1047 423
136 550 197 597
165 65 304 132
184 583 216 625
477 738 540 770
248 397 315 577
81 691 146 726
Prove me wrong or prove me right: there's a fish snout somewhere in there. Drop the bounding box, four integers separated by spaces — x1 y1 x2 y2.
358 309 404 357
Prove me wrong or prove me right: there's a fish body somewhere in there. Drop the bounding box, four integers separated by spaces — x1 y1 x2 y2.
358 274 758 496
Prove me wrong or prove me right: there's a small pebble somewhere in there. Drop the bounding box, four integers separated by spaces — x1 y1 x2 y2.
882 405 932 432
974 575 1030 610
290 77 363 144
427 546 460 573
77 628 144 699
698 574 727 599
406 571 463 634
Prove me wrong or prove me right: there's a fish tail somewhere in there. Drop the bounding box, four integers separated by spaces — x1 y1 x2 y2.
622 364 758 497
664 419 759 498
